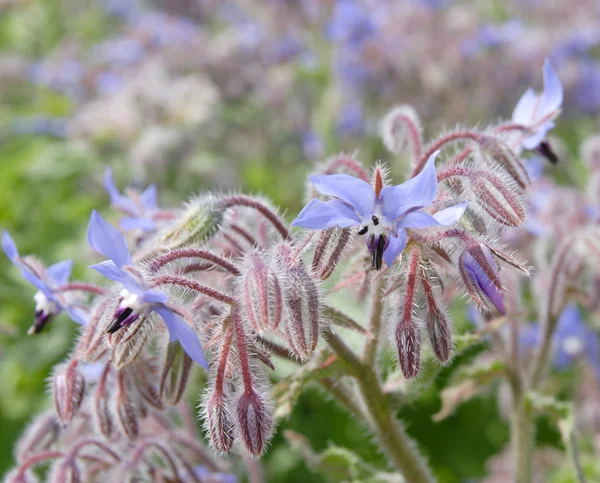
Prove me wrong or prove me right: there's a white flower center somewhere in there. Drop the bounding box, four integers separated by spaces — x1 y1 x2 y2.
562 336 584 357
34 291 60 315
119 288 146 313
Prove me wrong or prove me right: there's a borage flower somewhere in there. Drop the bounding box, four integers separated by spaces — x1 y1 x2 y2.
291 152 467 269
511 60 563 163
2 231 87 334
87 210 208 369
104 168 163 233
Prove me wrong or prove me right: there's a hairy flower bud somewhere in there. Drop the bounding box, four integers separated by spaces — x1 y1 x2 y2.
93 364 113 438
236 389 274 457
107 314 150 370
49 458 80 483
159 342 192 406
53 360 85 425
15 411 61 463
160 194 223 250
468 170 526 227
312 228 353 280
421 267 452 363
380 105 422 157
281 264 321 360
459 244 505 314
239 250 284 332
478 135 529 189
204 389 235 453
115 373 139 440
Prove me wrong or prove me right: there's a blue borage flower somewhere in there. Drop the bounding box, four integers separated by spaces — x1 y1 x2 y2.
87 210 208 369
104 168 160 233
2 231 87 333
512 60 563 163
460 245 505 315
521 305 600 378
291 151 467 269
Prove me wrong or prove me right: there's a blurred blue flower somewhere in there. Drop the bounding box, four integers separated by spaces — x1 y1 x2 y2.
95 72 125 96
462 19 523 56
573 62 600 114
2 231 87 332
87 211 208 369
336 100 365 137
94 38 145 67
104 168 159 233
328 0 376 47
512 59 563 151
28 59 84 99
11 116 69 138
292 152 467 269
131 12 198 48
302 130 324 160
521 304 600 378
194 466 237 483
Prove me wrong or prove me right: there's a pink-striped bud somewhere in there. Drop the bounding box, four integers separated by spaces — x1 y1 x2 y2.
159 342 192 406
49 458 80 483
380 105 422 157
52 360 85 425
204 389 235 453
236 389 274 457
108 314 149 369
478 135 529 189
15 411 60 463
239 250 284 332
312 228 353 280
421 268 452 363
115 374 139 440
468 170 525 227
93 364 113 438
282 265 321 360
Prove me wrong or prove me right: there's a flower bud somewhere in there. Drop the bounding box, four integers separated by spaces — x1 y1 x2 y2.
15 411 60 463
160 193 223 250
204 389 235 453
115 374 139 440
380 105 422 157
459 245 505 314
52 360 85 425
159 342 192 406
421 268 452 363
49 458 81 483
478 135 529 189
236 389 274 457
108 314 150 370
239 250 284 332
468 170 525 227
281 265 321 360
312 228 353 280
93 364 114 438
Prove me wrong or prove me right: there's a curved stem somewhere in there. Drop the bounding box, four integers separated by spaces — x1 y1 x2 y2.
219 195 289 239
150 276 235 305
150 249 240 276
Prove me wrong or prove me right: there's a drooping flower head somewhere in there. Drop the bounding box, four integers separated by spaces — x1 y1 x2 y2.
459 245 506 315
104 168 161 233
291 152 467 269
511 59 563 163
2 231 87 334
87 210 208 369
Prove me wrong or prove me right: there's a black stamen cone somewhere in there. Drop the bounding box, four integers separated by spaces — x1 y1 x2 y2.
370 235 387 271
537 141 558 164
29 311 53 335
106 307 133 334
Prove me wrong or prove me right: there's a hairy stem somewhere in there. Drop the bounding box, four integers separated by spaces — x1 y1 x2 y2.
511 404 535 483
363 277 385 365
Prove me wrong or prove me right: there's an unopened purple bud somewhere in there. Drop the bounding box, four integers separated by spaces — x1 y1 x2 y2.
459 245 505 314
239 251 284 332
204 391 235 453
49 457 80 483
236 389 273 457
52 360 85 425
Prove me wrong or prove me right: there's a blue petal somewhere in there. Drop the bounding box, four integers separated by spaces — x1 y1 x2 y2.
120 217 156 233
381 151 439 221
46 260 73 286
122 272 145 295
140 184 158 210
291 198 361 229
522 121 554 150
309 174 375 217
87 210 132 268
104 168 139 216
141 289 168 304
383 228 407 267
539 59 563 118
512 87 538 124
65 306 88 325
22 270 54 299
89 260 124 283
432 202 468 225
2 230 19 261
398 211 440 229
155 306 209 370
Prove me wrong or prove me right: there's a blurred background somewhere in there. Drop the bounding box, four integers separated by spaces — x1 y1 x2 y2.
0 0 599 481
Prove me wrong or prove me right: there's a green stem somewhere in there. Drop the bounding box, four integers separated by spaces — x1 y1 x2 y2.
511 404 534 483
325 329 435 483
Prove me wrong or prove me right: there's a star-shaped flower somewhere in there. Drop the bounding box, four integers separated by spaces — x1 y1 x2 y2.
512 60 563 161
87 210 208 369
2 231 87 333
291 152 467 269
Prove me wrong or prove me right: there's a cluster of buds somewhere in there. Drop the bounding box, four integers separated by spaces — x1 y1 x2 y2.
3 62 566 482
